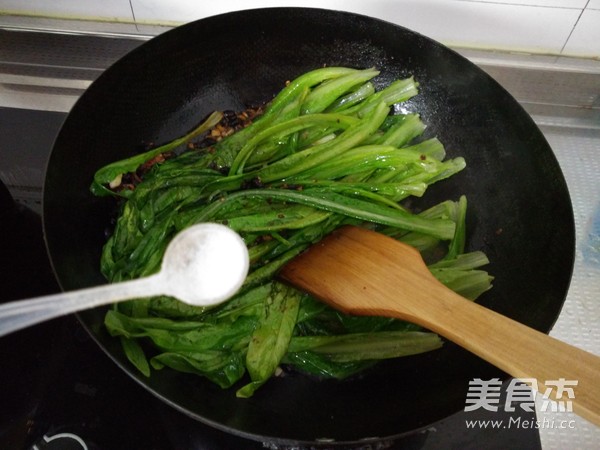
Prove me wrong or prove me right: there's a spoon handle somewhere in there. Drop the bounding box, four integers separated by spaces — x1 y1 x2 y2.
0 274 164 337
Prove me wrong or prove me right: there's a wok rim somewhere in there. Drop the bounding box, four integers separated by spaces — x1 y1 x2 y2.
42 6 576 446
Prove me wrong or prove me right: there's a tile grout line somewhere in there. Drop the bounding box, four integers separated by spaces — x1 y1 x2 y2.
128 0 139 32
560 0 590 54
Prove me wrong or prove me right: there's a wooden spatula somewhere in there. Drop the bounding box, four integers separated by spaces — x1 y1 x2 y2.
279 225 600 426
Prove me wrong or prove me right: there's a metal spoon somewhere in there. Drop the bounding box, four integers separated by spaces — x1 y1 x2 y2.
0 223 249 337
279 225 600 426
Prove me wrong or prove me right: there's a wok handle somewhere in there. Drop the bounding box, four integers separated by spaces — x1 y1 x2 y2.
0 275 164 337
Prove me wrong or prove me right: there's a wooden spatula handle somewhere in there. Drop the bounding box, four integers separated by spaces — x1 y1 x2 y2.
423 290 600 426
281 225 600 426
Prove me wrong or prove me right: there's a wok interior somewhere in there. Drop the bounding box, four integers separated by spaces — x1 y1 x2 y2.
43 8 574 444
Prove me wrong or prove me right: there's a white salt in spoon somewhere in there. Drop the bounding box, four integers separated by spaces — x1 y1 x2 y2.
0 223 249 337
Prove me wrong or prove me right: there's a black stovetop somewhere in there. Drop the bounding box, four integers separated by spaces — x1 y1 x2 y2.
0 107 542 449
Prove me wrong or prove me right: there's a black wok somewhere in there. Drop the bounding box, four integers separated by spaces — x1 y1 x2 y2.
43 7 575 446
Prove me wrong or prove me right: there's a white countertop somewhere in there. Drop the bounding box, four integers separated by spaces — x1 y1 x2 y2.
535 124 600 450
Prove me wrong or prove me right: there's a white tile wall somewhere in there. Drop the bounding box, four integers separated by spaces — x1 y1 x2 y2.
0 0 598 57
458 0 588 7
377 0 580 54
563 8 600 58
587 0 600 9
0 0 133 21
130 0 600 57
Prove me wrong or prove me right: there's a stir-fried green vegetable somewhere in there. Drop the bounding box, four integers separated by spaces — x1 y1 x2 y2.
91 66 493 397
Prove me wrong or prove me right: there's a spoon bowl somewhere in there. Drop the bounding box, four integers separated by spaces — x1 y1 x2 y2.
160 223 250 305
